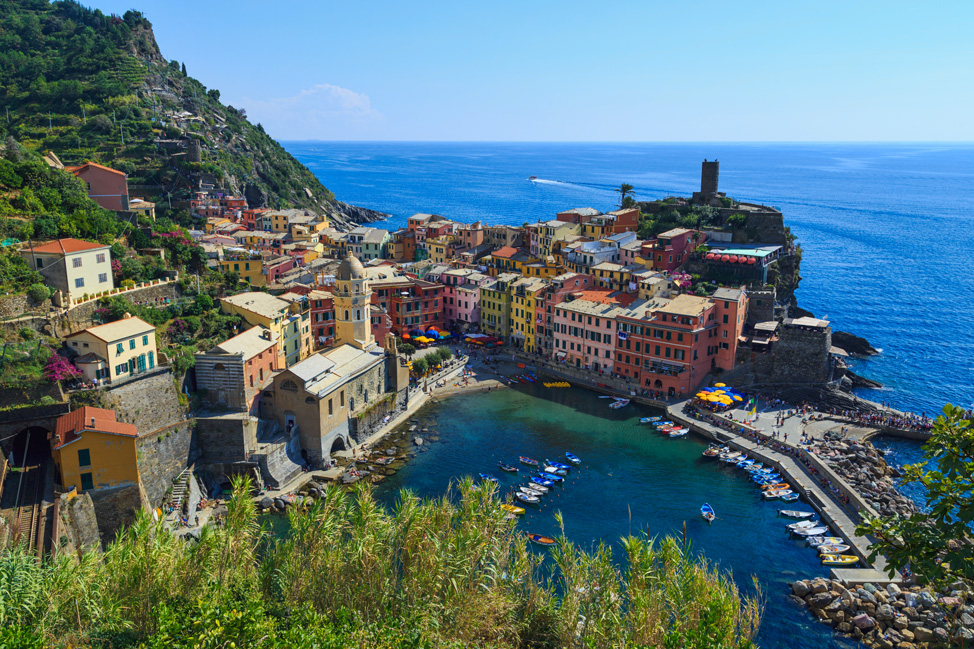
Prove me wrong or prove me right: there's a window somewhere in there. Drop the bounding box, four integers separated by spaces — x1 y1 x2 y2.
116 343 124 355
73 257 83 268
340 391 345 407
142 335 149 346
129 339 136 350
98 273 108 283
281 380 298 391
78 448 91 467
75 278 85 288
80 472 94 491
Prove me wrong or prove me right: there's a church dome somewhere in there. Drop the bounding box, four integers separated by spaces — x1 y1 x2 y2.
336 254 366 281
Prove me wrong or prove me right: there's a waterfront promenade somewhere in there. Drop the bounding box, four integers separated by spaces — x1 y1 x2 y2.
667 400 897 585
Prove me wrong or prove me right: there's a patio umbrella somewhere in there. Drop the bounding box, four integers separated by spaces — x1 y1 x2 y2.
715 383 726 387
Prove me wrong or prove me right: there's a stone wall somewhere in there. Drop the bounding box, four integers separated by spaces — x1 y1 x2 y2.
54 491 101 555
746 287 776 324
721 326 833 390
61 281 180 332
88 483 144 545
103 369 187 435
196 414 257 465
136 420 199 508
254 430 304 488
0 293 53 320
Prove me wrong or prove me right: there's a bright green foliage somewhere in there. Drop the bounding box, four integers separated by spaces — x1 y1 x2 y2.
858 404 974 586
411 356 428 375
0 477 760 648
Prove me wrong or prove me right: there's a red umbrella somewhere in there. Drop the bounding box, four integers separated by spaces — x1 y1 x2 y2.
747 257 757 265
728 255 738 263
738 256 749 264
721 255 731 262
706 253 716 260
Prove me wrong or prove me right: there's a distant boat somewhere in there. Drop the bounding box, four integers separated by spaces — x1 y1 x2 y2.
527 175 538 181
565 452 581 464
779 493 801 502
787 520 820 531
608 398 630 409
545 460 572 471
779 510 814 519
806 536 843 547
500 504 525 515
527 532 556 546
640 417 662 423
498 462 518 473
793 526 829 537
821 554 859 566
519 456 540 467
701 503 715 523
479 473 499 484
520 485 545 497
529 476 553 488
668 429 688 438
543 465 567 476
817 544 851 554
540 472 564 483
516 492 540 505
526 478 550 492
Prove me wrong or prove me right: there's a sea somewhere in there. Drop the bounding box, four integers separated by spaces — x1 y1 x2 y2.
279 141 974 647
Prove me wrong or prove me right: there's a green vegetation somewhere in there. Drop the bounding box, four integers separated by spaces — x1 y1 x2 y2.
636 203 723 239
616 182 636 209
0 477 760 648
0 0 335 218
858 404 974 587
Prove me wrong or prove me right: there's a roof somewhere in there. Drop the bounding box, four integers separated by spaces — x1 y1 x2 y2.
221 292 290 319
658 228 692 239
67 316 155 343
30 238 107 255
286 345 385 396
784 316 830 329
712 287 744 301
492 246 518 259
560 207 600 217
54 406 137 449
565 289 635 307
336 255 366 281
558 298 626 318
363 229 389 243
67 161 126 178
753 321 780 333
74 352 105 364
708 245 781 258
207 326 278 360
660 294 711 318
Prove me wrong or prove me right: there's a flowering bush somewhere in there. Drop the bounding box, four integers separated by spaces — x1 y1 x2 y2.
111 258 122 279
672 271 693 290
44 351 81 382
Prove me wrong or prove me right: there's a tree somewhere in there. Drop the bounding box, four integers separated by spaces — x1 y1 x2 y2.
181 62 187 76
411 356 428 375
858 404 974 588
398 342 416 358
616 183 636 209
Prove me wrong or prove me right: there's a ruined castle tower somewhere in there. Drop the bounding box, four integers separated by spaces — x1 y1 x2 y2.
700 159 719 202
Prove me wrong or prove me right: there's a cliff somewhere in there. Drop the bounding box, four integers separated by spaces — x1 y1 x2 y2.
0 1 383 230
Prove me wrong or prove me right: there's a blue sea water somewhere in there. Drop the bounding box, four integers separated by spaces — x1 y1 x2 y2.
285 141 974 416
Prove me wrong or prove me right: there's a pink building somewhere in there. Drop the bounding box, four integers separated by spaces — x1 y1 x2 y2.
536 272 595 355
440 268 490 331
551 289 635 373
67 162 129 211
643 228 703 272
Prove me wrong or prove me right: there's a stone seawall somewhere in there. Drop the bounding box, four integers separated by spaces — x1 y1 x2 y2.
104 370 187 435
54 491 101 554
137 420 199 508
88 483 144 545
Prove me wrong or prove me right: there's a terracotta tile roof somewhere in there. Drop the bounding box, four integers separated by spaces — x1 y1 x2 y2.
30 238 108 255
571 289 636 307
68 161 126 177
492 246 518 259
54 406 137 449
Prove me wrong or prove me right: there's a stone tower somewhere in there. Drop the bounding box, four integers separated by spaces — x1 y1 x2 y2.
334 254 374 350
700 159 719 201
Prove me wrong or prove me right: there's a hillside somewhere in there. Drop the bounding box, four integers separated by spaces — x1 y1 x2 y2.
0 0 383 228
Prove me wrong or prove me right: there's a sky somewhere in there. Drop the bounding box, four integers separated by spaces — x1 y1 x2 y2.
94 1 974 142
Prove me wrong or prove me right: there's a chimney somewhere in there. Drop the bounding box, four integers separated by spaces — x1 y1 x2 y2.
123 312 132 319
262 329 272 340
90 417 95 428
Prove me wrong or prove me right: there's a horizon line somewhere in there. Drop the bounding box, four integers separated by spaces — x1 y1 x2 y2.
278 139 974 145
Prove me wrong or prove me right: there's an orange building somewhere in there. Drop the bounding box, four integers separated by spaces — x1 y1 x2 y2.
51 406 139 494
66 162 129 211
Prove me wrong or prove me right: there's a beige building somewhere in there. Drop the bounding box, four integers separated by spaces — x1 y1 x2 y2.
21 238 113 303
66 315 158 384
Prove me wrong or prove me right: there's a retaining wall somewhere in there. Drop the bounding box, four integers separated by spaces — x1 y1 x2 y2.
137 420 199 508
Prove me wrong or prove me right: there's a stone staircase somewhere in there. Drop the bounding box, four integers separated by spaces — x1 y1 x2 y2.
169 468 191 511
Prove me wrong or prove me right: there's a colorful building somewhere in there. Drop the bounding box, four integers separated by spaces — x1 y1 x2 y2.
220 292 311 367
643 228 702 272
219 250 267 287
51 406 139 494
510 277 546 352
66 315 158 385
479 272 519 340
195 326 281 413
66 162 129 211
21 238 113 303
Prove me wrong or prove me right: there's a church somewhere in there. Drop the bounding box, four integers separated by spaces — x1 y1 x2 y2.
263 255 410 464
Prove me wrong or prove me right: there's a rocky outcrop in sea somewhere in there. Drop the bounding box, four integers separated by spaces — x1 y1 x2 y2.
809 439 918 518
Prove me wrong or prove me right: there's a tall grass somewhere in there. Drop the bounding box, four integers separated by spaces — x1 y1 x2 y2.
0 477 761 648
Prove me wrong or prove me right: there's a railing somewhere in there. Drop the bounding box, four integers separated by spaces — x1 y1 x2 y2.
68 275 179 309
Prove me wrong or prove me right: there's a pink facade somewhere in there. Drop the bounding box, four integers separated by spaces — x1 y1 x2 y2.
440 269 489 330
644 228 702 272
552 300 620 373
69 163 129 211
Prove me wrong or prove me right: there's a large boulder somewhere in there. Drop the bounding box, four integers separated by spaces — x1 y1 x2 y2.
808 593 835 610
852 613 876 631
792 581 810 598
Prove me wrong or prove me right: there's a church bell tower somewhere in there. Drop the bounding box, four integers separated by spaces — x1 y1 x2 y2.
334 255 374 350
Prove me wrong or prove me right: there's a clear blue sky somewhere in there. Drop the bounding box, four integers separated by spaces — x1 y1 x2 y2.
96 0 973 142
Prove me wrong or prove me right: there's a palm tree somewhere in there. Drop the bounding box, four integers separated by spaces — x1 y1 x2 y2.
616 183 636 208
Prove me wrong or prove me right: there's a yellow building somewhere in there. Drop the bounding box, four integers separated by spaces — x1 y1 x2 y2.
590 262 632 292
427 235 458 264
522 261 564 279
219 251 267 287
480 272 519 340
220 291 311 367
510 277 546 352
51 406 139 493
537 220 581 259
67 315 158 385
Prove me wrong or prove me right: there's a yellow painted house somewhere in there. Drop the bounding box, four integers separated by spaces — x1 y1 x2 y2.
66 315 158 385
220 291 311 367
510 277 546 352
427 235 458 264
51 406 139 494
219 251 267 287
480 272 519 340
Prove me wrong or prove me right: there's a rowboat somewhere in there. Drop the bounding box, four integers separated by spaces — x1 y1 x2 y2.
520 486 545 497
519 456 540 467
565 452 581 464
542 466 568 476
501 504 525 515
640 416 662 423
760 483 790 491
779 510 815 519
655 421 674 428
720 452 743 463
527 533 556 546
529 476 553 488
546 460 572 471
498 462 518 473
817 544 851 554
736 459 754 469
780 493 801 502
805 536 843 547
701 503 715 523
745 463 765 472
479 473 499 484
668 429 688 438
702 445 727 457
793 526 829 536
762 489 793 499
525 481 549 494
515 493 539 505
821 554 859 566
608 398 630 409
540 472 564 483
787 520 820 531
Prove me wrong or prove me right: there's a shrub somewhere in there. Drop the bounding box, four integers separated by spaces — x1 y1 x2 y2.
17 327 35 341
26 283 50 303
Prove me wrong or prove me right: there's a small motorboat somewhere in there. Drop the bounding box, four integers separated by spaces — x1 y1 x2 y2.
540 472 564 483
520 485 545 497
745 463 765 472
527 175 538 181
501 504 525 515
760 483 790 491
516 493 540 505
736 459 754 469
779 510 815 519
527 533 556 546
821 554 859 566
529 476 553 488
702 445 727 458
479 473 499 484
701 503 715 523
565 452 581 464
668 429 688 438
608 398 630 409
780 493 801 502
787 520 820 531
519 456 540 467
640 416 662 423
806 536 843 547
793 526 829 537
542 465 568 476
655 421 674 428
524 481 549 494
817 544 851 554
546 460 572 471
762 489 793 499
498 462 518 473
720 452 743 463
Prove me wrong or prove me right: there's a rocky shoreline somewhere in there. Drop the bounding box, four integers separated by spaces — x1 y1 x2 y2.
791 577 973 648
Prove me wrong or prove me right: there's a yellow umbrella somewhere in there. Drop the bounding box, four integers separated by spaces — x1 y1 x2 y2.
715 383 727 387
732 395 743 401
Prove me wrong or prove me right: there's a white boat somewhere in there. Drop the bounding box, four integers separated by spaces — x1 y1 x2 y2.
520 485 545 496
805 536 843 547
787 520 820 531
779 510 815 519
608 398 630 409
817 544 851 554
515 492 539 505
543 466 568 476
762 489 793 499
668 429 688 438
793 526 829 537
719 452 743 463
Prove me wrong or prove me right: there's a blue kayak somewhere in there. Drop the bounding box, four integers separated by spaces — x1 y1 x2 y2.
565 452 581 464
546 460 572 471
530 476 554 487
539 472 564 483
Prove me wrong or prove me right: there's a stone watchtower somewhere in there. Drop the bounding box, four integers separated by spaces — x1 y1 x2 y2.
334 254 374 350
700 159 719 202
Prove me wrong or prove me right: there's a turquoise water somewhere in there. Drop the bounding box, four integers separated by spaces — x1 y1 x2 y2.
374 384 858 649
